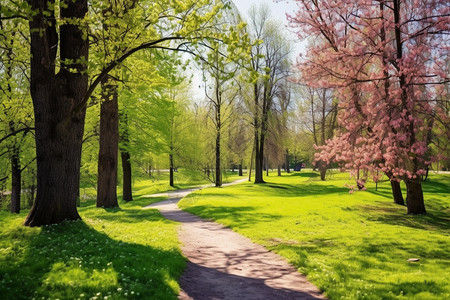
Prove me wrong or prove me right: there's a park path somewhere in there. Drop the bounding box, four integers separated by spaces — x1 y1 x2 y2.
144 180 326 300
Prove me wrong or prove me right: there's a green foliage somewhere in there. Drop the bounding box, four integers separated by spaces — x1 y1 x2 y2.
179 171 450 299
0 200 185 299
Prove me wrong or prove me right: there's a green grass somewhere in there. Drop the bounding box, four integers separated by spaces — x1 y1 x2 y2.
79 169 244 206
0 170 245 299
0 199 185 299
179 171 450 300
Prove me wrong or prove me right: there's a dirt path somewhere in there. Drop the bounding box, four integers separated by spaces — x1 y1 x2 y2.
144 180 326 300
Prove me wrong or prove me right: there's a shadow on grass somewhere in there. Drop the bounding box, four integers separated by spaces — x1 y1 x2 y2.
183 205 282 229
0 216 185 300
288 172 321 178
230 182 348 198
271 240 448 299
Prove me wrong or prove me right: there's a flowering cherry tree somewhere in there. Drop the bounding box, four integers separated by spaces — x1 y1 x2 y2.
289 0 449 214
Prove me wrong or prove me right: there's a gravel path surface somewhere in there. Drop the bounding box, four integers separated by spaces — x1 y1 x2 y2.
144 180 326 300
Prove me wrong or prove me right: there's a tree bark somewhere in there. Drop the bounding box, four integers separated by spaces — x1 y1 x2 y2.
390 180 405 205
169 151 174 187
318 161 327 181
405 179 426 214
119 112 133 202
25 0 88 226
277 164 281 176
10 148 21 214
238 162 243 176
215 119 222 187
121 150 133 202
254 134 264 183
285 149 290 173
97 76 119 208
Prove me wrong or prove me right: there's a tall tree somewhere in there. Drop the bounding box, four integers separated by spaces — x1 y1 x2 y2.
24 0 89 226
290 0 449 214
246 4 291 183
96 75 119 207
23 0 233 226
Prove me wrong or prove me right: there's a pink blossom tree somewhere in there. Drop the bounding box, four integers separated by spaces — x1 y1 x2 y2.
289 0 449 214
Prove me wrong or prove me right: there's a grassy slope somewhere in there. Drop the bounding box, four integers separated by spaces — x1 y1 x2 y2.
179 171 450 300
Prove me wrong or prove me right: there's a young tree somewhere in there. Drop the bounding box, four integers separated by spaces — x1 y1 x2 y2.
0 13 34 213
290 0 449 214
295 85 337 180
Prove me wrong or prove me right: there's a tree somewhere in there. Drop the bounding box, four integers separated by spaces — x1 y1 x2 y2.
246 4 291 183
295 85 337 180
22 0 232 226
0 12 34 213
290 0 449 214
96 75 119 208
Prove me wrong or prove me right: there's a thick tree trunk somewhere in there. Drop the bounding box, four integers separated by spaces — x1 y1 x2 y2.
121 151 133 202
405 179 426 214
97 77 119 208
169 152 174 187
25 0 88 226
390 180 405 206
277 164 281 176
10 149 21 214
238 162 243 176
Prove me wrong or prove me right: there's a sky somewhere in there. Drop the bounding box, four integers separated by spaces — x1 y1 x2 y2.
190 0 305 99
231 0 305 57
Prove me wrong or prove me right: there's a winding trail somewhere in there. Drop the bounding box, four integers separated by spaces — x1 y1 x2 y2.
144 180 326 300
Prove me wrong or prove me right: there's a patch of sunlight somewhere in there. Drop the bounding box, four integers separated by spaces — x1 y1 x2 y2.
38 261 118 296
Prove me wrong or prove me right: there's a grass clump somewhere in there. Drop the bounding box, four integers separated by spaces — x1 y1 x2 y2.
179 171 450 300
0 199 185 299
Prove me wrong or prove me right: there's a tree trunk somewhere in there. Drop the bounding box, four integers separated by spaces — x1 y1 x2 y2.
277 164 281 176
285 149 290 173
405 179 426 214
254 144 264 183
238 162 243 176
169 152 174 187
10 148 21 214
121 151 133 202
390 180 405 206
265 156 269 177
97 76 119 208
215 130 222 187
249 142 255 182
25 0 88 226
318 161 327 181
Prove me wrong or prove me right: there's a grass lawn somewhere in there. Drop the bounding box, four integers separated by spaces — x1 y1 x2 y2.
179 171 450 300
0 170 244 299
0 191 187 299
79 169 243 205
